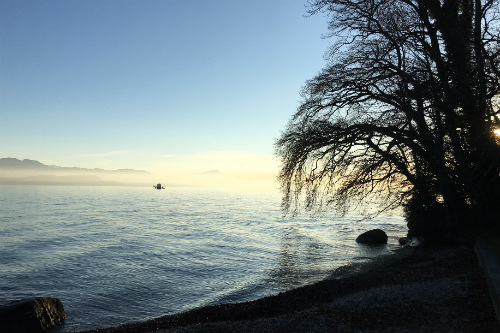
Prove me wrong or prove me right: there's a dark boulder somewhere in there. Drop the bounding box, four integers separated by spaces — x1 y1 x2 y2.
356 229 388 244
0 297 65 333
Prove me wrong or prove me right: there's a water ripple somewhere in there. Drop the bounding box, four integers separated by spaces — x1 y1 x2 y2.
0 186 406 332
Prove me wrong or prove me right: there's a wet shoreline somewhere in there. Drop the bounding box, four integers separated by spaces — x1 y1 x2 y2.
76 245 499 333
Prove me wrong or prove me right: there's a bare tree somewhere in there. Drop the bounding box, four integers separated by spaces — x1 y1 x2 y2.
277 0 500 241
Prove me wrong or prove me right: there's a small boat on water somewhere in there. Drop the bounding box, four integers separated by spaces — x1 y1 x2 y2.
154 183 165 189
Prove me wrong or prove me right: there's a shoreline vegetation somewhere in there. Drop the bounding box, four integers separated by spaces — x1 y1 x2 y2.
76 245 499 333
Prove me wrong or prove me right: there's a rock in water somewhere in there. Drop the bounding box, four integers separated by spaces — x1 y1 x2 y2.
356 229 388 244
0 297 65 332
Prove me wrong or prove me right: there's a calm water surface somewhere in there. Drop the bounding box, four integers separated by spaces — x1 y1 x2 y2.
0 185 406 332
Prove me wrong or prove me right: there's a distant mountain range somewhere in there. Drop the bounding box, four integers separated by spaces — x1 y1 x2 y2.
0 158 150 174
0 158 152 186
0 158 48 169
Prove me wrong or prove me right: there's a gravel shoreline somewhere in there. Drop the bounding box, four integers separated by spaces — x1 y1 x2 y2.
78 245 499 333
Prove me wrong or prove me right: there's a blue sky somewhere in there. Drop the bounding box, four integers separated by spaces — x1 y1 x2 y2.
0 0 330 185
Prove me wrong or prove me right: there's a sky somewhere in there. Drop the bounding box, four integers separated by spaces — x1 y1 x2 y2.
0 0 331 188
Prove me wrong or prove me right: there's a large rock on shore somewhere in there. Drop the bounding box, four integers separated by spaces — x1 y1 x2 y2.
0 297 65 332
356 229 388 244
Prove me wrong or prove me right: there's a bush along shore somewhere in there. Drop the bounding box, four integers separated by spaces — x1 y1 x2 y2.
76 244 499 333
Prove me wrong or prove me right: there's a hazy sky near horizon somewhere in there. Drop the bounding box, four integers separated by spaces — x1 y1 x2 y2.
1 0 331 185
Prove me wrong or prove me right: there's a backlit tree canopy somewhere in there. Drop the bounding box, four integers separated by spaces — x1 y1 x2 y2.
277 0 500 241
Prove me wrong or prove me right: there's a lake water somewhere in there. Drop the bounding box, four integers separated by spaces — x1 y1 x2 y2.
0 185 407 332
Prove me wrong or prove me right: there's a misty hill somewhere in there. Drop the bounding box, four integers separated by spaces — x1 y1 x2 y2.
0 158 150 174
0 158 49 170
0 158 153 187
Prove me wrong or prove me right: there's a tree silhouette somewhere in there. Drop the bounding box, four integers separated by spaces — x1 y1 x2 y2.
277 0 500 241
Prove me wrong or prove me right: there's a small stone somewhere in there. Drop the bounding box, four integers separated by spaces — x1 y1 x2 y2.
356 229 388 244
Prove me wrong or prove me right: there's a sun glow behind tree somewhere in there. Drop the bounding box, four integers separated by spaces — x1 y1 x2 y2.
277 0 500 241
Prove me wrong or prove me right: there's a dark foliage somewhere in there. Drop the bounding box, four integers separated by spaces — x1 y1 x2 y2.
277 0 500 240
